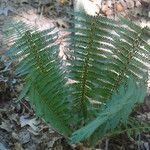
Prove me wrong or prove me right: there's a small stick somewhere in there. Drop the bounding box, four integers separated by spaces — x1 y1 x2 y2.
137 134 141 150
105 138 109 150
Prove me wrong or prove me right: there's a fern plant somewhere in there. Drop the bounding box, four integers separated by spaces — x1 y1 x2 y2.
5 11 150 147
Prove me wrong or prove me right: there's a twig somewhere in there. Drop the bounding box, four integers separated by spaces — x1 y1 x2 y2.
105 138 109 150
20 101 33 115
137 134 141 150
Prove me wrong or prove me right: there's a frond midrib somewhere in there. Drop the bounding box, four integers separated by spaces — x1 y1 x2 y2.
79 17 98 119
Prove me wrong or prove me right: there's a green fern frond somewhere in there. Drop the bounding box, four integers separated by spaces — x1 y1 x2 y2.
70 77 147 145
3 20 34 43
6 25 71 136
67 11 150 121
68 13 119 120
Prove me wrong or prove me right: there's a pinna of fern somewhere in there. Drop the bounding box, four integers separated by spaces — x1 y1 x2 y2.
5 11 150 146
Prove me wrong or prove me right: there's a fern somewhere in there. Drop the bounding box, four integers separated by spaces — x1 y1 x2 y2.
67 12 150 121
70 77 147 145
4 10 150 147
6 25 72 136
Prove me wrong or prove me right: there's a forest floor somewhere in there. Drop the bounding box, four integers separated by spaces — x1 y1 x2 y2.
0 0 150 150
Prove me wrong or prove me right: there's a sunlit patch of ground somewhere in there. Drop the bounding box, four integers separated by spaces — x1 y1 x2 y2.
13 6 55 30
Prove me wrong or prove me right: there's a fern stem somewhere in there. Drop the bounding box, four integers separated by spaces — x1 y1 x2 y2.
105 138 109 150
80 17 97 119
80 54 89 118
